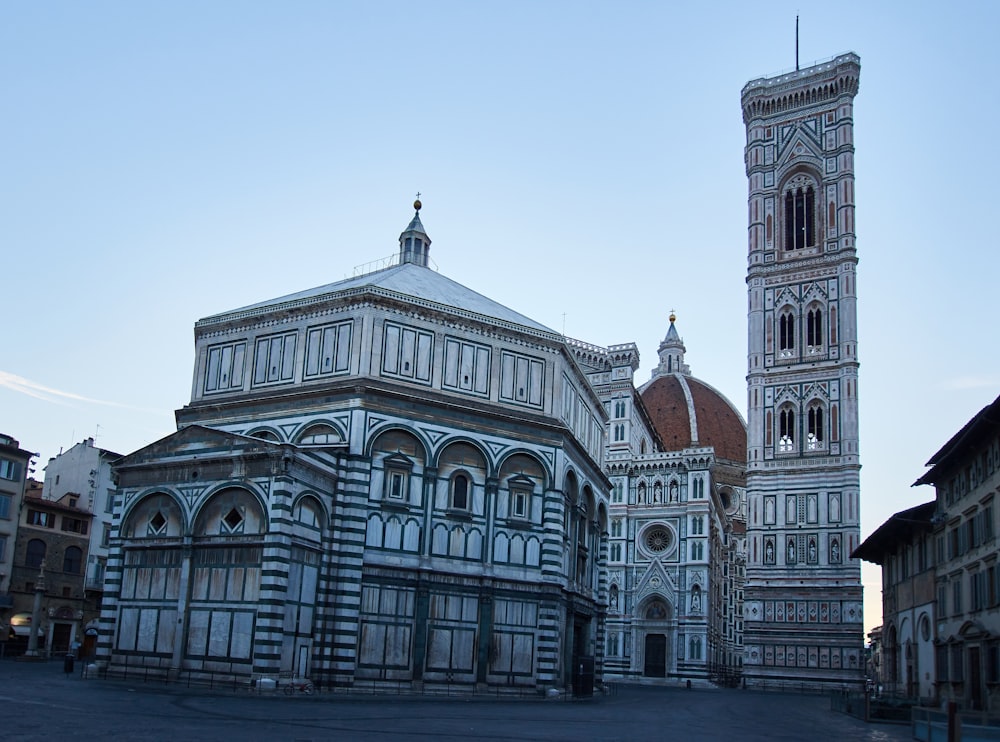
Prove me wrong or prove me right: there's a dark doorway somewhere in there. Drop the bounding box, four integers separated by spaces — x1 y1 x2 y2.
644 633 667 677
52 623 72 654
969 647 982 709
570 617 593 697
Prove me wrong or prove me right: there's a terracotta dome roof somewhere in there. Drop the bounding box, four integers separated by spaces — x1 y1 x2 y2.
640 373 747 463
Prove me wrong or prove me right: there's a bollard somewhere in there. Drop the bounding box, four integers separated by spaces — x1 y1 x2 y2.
63 653 75 677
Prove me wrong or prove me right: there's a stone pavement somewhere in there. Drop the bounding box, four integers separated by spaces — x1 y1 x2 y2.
0 660 912 741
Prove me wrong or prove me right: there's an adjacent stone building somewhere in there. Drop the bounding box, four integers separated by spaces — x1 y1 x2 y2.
0 434 35 646
9 488 94 654
912 394 1000 711
853 501 937 700
41 437 121 655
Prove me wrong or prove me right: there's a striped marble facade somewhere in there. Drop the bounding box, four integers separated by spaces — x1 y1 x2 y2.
96 208 610 692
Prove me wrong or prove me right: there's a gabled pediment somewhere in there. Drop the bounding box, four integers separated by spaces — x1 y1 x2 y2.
773 386 799 406
802 382 830 403
958 619 992 640
776 124 823 171
114 425 285 468
774 286 799 309
634 558 676 605
802 282 829 304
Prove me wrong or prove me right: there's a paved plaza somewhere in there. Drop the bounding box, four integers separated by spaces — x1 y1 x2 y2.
0 661 911 741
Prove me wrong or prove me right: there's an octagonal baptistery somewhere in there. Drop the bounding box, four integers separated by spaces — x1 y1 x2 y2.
97 202 611 695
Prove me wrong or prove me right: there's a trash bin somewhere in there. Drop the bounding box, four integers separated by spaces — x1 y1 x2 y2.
64 653 75 675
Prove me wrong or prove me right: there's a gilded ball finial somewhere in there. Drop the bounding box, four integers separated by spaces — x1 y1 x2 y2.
414 192 422 211
669 312 676 323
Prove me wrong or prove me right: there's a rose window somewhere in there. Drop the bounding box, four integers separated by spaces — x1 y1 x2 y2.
645 528 671 553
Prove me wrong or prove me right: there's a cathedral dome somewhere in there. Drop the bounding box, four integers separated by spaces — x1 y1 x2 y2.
639 316 746 463
641 373 746 462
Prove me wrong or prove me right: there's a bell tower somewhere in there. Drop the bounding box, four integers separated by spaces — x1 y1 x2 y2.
741 53 864 688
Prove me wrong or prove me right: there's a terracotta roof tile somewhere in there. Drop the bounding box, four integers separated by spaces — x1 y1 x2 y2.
640 374 746 463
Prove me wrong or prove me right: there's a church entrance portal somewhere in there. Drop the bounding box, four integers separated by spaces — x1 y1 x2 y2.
644 634 667 677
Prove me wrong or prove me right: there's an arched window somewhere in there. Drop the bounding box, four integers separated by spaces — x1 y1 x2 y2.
689 636 702 660
250 429 280 442
451 473 470 510
63 546 83 574
297 424 341 445
806 307 823 349
26 538 46 568
807 404 825 450
779 407 795 452
784 184 815 250
779 310 795 356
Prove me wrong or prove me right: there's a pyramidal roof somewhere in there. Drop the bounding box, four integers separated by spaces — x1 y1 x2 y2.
197 206 557 337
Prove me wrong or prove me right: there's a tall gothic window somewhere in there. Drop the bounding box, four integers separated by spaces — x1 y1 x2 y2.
779 408 795 452
784 185 815 250
779 311 795 356
806 307 823 349
807 405 825 450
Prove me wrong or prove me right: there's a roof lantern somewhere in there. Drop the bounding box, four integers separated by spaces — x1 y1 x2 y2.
399 195 431 267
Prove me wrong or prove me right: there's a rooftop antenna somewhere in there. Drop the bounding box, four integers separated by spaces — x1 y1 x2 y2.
795 15 800 71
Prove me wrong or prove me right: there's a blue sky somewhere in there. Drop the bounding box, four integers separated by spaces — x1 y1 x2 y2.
3 1 999 635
